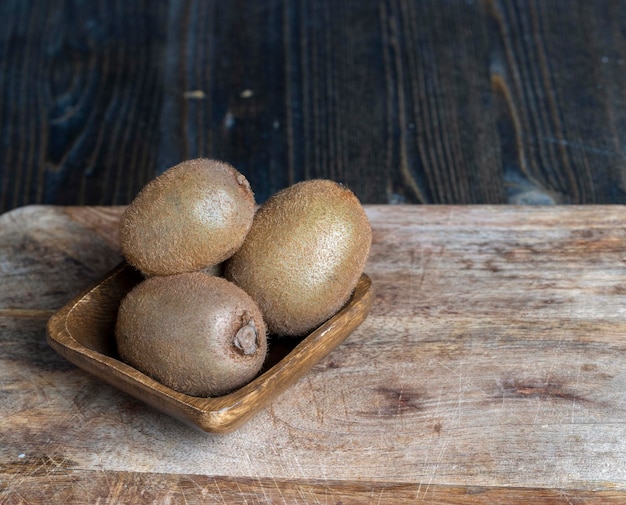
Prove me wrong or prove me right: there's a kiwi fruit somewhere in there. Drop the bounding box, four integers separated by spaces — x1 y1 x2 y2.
225 179 371 336
115 272 267 397
119 158 255 277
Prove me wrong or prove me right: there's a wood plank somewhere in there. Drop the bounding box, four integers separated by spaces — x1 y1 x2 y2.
2 205 626 500
3 2 626 212
2 472 625 505
0 206 123 310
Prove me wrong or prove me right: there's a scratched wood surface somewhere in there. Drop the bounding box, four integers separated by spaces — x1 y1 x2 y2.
2 205 626 504
3 1 626 213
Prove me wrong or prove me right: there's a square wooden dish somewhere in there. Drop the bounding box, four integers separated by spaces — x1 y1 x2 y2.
46 262 374 434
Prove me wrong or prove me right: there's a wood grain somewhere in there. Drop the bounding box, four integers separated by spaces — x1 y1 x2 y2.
3 472 626 505
2 204 626 502
2 1 626 213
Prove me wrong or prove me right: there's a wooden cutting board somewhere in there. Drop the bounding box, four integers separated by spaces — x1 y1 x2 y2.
1 204 626 504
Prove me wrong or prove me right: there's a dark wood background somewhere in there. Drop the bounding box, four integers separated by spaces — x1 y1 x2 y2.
1 0 626 213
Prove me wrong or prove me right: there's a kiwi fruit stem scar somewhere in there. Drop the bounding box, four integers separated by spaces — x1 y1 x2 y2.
233 319 258 355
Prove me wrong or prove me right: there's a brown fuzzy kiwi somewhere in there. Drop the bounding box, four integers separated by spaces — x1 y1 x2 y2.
115 272 267 397
119 158 255 277
225 179 371 336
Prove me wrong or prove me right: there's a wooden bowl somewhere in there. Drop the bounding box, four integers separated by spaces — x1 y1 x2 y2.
46 263 374 434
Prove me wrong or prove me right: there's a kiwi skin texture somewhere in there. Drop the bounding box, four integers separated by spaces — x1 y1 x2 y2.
119 158 255 277
115 272 268 397
225 179 372 337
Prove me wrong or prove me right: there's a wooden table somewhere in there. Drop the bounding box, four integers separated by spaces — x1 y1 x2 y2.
2 205 626 503
3 2 626 213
